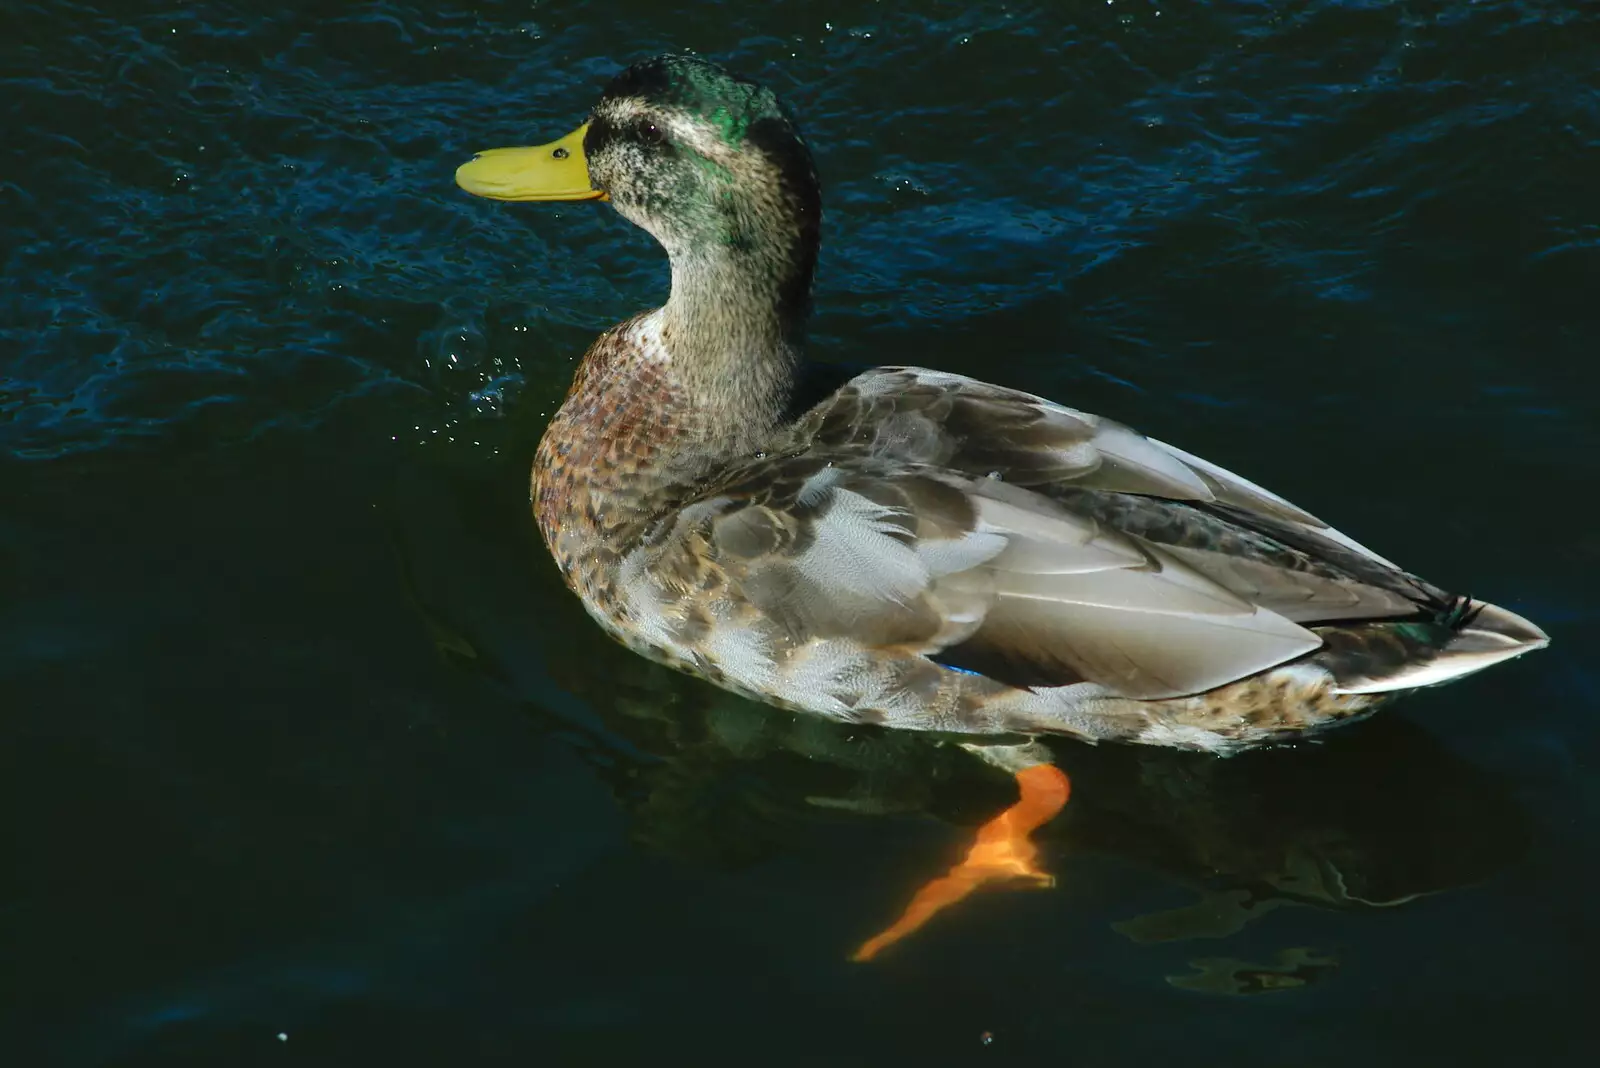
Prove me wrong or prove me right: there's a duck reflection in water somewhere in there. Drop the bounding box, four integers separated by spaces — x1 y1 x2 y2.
556 651 1527 983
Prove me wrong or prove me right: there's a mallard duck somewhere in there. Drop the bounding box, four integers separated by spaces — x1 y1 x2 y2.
454 54 1548 959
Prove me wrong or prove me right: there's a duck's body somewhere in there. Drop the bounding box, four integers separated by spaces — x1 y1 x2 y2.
535 309 1542 754
456 54 1547 957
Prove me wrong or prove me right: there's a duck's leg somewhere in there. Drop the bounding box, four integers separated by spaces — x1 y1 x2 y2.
852 742 1070 962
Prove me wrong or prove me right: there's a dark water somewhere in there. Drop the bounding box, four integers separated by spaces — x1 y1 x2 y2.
3 1 1597 1063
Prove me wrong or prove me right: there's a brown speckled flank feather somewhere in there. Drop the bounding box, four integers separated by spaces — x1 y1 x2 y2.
476 54 1548 756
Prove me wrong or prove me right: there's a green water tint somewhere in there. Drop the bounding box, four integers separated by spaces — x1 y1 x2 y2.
1166 948 1340 996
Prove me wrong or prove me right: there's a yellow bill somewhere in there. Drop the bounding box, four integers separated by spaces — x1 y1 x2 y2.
455 123 606 202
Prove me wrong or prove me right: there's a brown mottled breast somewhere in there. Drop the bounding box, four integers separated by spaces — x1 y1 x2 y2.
534 314 700 606
533 306 794 644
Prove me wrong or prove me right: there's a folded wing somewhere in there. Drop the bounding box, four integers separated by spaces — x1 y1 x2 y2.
639 367 1452 701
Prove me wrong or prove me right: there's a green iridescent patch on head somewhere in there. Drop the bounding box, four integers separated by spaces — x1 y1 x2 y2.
602 54 788 147
708 105 747 143
585 53 822 324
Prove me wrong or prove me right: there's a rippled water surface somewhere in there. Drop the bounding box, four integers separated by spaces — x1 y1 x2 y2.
4 1 1598 1064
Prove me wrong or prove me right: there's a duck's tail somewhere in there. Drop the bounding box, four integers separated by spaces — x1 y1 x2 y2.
1327 597 1550 696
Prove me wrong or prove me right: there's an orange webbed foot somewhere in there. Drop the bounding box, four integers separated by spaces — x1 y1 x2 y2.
852 762 1071 962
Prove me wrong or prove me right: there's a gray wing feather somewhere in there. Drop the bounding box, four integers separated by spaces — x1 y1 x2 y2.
639 366 1434 701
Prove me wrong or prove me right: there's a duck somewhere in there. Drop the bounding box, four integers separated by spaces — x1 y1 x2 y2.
454 53 1548 960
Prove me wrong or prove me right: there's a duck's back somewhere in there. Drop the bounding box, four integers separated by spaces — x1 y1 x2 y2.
559 365 1548 751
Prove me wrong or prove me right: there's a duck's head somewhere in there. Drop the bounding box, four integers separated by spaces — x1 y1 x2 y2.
457 54 821 321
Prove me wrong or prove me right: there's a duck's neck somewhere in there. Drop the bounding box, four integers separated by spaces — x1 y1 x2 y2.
656 217 816 451
533 207 817 587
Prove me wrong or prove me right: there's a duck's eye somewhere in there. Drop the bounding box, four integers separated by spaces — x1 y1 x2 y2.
552 146 569 160
632 120 674 158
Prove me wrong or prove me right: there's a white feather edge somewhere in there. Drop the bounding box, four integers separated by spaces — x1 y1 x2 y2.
1148 436 1401 569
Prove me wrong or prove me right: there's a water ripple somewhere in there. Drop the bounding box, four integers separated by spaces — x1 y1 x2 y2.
2 0 1594 464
